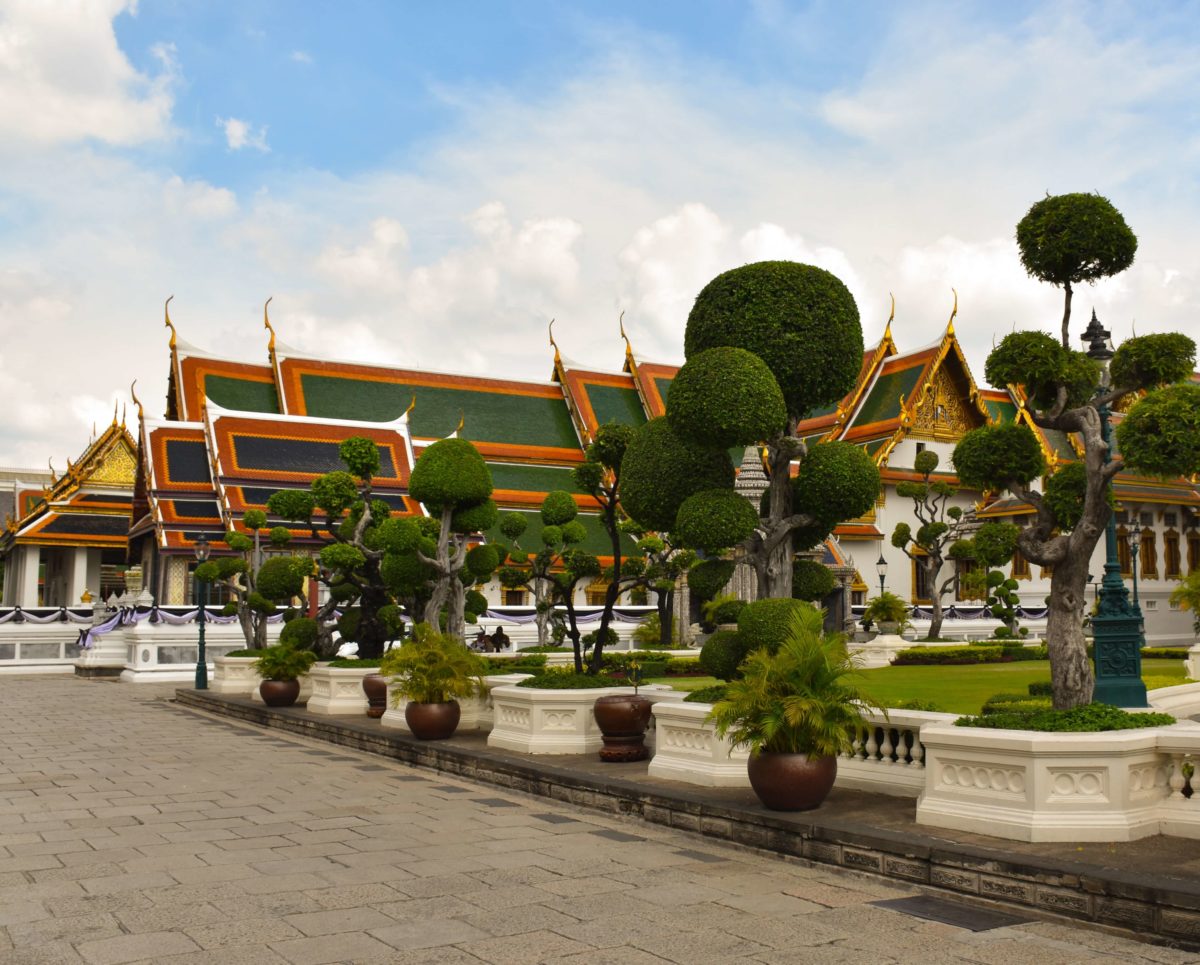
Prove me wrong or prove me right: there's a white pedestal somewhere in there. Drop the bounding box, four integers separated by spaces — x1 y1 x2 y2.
382 673 532 733
648 700 749 787
306 665 375 715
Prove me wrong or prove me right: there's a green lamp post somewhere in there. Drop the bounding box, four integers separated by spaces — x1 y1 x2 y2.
1083 311 1147 707
193 534 210 691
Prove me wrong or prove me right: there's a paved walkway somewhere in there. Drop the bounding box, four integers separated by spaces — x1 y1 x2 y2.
0 677 1196 965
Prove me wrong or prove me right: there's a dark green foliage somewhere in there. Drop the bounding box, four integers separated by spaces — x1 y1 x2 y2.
328 657 383 668
737 598 811 653
620 417 734 532
984 331 1099 410
699 629 751 681
893 644 1048 665
409 438 493 510
913 449 939 475
790 519 835 552
540 490 577 526
952 423 1046 491
540 525 562 547
320 543 365 571
466 545 499 579
792 442 880 527
1043 461 1089 530
675 488 759 554
1110 333 1196 391
588 422 633 471
791 559 836 602
687 559 736 602
464 589 488 617
499 512 527 541
957 703 1173 732
337 607 361 641
1016 192 1137 289
381 552 432 593
704 596 747 626
1027 681 1054 696
311 471 358 516
268 526 292 547
515 670 621 689
482 654 547 674
243 509 267 530
224 530 253 553
279 616 318 650
948 539 975 560
684 261 863 418
253 644 317 681
684 684 729 704
267 489 315 522
667 347 787 447
974 521 1020 566
451 498 498 534
1116 383 1200 477
255 556 309 601
571 461 602 493
339 436 381 480
375 517 421 553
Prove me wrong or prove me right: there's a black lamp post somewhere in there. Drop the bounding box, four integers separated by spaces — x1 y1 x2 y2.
1128 520 1142 608
1083 310 1147 707
876 554 888 597
193 534 210 691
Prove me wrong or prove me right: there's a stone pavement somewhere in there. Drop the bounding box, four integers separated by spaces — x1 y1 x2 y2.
1 677 1196 965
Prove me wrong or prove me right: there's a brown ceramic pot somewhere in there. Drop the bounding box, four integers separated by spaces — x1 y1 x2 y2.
259 678 300 708
746 752 837 811
362 673 388 718
404 700 461 740
593 694 653 762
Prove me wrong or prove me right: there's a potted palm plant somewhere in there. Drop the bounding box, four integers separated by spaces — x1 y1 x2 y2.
252 644 318 707
380 623 488 740
862 591 910 635
708 604 883 811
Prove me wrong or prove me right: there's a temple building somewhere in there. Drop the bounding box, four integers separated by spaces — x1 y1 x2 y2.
5 294 1197 645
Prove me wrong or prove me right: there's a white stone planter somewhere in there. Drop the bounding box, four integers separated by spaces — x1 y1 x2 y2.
915 721 1200 842
306 664 375 715
487 683 676 755
850 633 911 669
647 700 749 787
118 621 249 683
381 673 532 733
211 655 260 695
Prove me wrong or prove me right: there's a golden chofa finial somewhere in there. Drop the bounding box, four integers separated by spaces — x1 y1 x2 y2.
402 394 416 420
547 317 561 367
130 380 144 423
111 398 118 426
619 310 634 358
47 458 55 483
164 295 177 350
888 292 895 324
121 403 126 427
263 296 276 353
454 411 465 435
947 287 958 336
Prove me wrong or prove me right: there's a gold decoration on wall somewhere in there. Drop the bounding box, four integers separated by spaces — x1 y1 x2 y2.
911 365 975 440
89 441 138 486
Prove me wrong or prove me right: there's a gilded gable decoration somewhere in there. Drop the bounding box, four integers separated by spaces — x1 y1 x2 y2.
911 364 975 440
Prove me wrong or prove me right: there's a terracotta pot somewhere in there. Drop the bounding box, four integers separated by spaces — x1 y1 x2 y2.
593 694 653 763
404 700 461 740
746 752 837 811
259 678 300 708
362 673 388 718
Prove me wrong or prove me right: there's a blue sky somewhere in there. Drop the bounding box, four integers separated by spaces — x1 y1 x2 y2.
0 1 1198 464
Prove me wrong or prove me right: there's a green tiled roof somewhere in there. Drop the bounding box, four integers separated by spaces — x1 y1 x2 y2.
206 375 280 414
852 366 923 427
1043 429 1077 461
300 375 578 448
654 376 674 404
587 384 646 427
984 397 1018 423
488 462 584 495
485 510 637 557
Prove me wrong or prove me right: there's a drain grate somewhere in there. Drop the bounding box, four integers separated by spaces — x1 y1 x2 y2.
431 785 471 793
531 813 576 824
590 829 644 843
871 896 1031 931
473 797 520 807
673 848 727 864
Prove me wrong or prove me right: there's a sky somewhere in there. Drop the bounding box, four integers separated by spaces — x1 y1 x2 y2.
1 0 1198 466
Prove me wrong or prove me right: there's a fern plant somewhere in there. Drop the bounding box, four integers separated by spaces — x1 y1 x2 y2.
380 622 489 704
708 604 884 756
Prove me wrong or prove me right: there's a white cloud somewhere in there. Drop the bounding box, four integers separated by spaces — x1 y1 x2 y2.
290 50 312 65
217 116 269 152
0 0 176 146
162 175 237 220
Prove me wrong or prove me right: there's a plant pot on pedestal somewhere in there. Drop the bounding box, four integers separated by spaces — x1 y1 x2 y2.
252 645 317 709
260 678 301 707
380 623 488 742
362 672 388 718
593 694 653 762
404 701 461 740
746 752 837 811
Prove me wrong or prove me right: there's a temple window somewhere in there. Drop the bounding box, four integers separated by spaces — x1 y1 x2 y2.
911 553 932 604
1188 533 1200 573
1141 528 1158 579
1165 530 1182 580
585 579 609 606
1118 527 1132 577
503 589 527 606
1011 548 1031 581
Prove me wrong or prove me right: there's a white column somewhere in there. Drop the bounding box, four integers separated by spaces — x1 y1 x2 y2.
16 545 40 607
67 547 89 606
85 550 102 601
2 553 13 605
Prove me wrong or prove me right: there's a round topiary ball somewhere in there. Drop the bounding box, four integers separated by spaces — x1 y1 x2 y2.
667 347 787 447
793 441 880 527
737 598 812 654
684 261 863 419
687 558 736 602
675 488 759 554
409 438 492 511
792 559 836 602
451 498 499 534
952 424 1046 492
620 417 735 533
540 490 578 526
279 616 317 650
699 629 751 682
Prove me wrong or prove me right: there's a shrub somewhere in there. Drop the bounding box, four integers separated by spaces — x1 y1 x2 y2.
676 488 760 554
687 559 736 603
253 644 317 681
664 657 703 676
792 559 836 602
684 684 729 704
483 654 546 674
956 703 1175 732
862 591 909 627
699 629 750 682
380 624 488 704
980 693 1052 716
892 644 1048 666
667 346 787 447
407 437 492 510
1142 647 1190 659
889 698 945 712
702 593 747 628
737 598 813 653
1027 681 1054 696
328 658 383 668
222 649 262 657
517 645 573 653
516 670 622 689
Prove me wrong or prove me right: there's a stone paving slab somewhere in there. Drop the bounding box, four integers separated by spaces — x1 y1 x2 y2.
0 676 1195 964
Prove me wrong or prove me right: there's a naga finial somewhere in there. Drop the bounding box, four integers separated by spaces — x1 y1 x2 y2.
112 398 118 425
454 411 465 435
948 287 958 336
164 295 177 350
130 380 144 424
263 296 276 354
548 317 561 368
619 310 634 358
402 394 416 419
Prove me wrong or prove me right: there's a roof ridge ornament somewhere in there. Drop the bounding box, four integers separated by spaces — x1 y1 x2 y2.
164 295 177 350
402 394 416 420
619 310 633 357
130 380 144 424
947 288 958 337
453 411 465 436
264 296 276 354
548 318 561 369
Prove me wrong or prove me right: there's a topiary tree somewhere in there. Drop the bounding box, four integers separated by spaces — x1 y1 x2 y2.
612 529 695 648
791 559 836 604
888 450 973 640
622 262 880 601
956 195 1200 708
407 437 501 638
1016 192 1137 350
954 521 1023 638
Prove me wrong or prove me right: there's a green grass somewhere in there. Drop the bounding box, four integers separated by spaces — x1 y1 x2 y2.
649 661 1191 715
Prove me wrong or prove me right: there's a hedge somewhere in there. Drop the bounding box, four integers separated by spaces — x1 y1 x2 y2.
892 644 1048 666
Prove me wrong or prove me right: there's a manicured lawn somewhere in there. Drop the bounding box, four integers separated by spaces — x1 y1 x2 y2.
649 659 1190 715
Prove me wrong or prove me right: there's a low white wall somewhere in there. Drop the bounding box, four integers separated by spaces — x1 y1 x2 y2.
0 623 83 674
118 622 253 683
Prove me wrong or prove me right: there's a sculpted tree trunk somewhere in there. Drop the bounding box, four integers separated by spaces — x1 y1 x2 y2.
421 505 467 637
1044 554 1093 707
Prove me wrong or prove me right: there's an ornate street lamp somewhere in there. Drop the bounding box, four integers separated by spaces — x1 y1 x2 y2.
1083 310 1147 707
1128 519 1143 608
193 534 210 691
876 554 888 597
